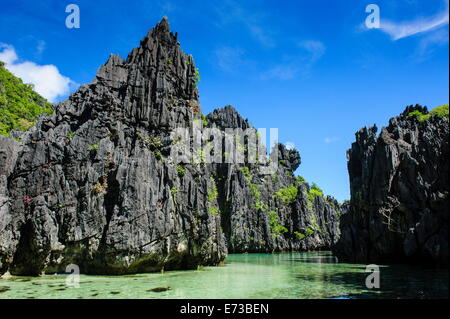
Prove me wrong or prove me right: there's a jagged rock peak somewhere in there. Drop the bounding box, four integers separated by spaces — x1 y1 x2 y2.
207 105 252 130
400 104 429 118
95 54 125 82
352 105 433 146
277 143 301 172
207 105 302 172
69 17 201 132
94 16 193 82
106 54 124 66
125 16 184 65
152 16 172 37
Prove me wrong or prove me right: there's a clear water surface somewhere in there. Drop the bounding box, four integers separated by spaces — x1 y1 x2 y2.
0 252 448 299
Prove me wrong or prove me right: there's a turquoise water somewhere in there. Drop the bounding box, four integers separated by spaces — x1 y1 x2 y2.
0 252 448 299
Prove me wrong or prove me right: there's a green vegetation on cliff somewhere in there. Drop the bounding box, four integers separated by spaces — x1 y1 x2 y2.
274 185 298 205
0 62 53 136
308 182 324 202
268 211 288 238
407 104 449 122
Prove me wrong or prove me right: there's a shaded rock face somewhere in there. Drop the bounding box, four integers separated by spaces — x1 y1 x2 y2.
0 136 22 274
333 105 449 266
0 18 340 275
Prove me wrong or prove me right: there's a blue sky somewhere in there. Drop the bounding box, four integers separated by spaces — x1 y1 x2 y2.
0 0 448 201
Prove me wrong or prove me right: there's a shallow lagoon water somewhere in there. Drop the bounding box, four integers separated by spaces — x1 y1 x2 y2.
0 252 448 299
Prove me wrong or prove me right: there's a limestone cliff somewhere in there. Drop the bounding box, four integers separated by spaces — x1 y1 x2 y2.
0 18 340 275
333 105 449 266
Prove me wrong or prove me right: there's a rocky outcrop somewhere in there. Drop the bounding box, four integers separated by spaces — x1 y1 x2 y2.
207 106 340 253
0 18 340 276
333 105 449 266
1 17 225 275
0 136 22 275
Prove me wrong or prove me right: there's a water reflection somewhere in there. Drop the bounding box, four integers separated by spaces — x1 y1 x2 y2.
0 252 447 299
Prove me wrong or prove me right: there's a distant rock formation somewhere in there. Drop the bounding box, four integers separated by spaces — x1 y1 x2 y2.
0 18 340 276
333 105 449 266
207 106 340 254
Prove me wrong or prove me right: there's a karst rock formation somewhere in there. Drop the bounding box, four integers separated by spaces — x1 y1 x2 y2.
0 18 341 276
333 105 448 266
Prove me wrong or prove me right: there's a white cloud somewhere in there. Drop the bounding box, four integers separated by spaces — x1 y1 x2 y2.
0 44 18 64
260 40 326 80
159 1 176 14
298 40 326 64
248 24 275 48
324 137 340 144
214 46 247 72
36 40 46 57
260 64 299 80
214 0 276 47
0 43 73 102
415 27 449 60
380 0 449 40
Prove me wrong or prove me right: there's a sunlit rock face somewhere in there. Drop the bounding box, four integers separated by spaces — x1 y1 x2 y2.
333 105 449 266
205 106 341 255
0 18 340 276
